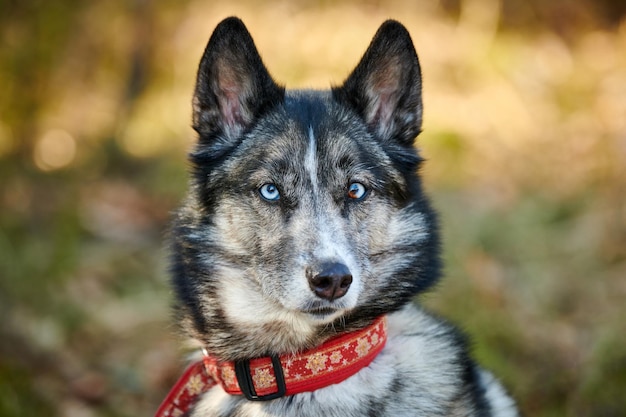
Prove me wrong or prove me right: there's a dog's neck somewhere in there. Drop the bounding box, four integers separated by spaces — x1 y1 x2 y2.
156 316 387 416
188 306 386 362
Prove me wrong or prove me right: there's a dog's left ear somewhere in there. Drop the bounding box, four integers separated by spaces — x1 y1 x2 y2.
192 17 284 142
333 20 422 146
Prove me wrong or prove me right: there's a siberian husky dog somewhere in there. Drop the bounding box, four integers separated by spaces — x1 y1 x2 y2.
166 16 519 417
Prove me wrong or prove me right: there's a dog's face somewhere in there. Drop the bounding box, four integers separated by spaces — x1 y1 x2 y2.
171 18 440 359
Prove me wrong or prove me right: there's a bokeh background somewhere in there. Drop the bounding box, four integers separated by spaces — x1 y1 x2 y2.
1 0 625 415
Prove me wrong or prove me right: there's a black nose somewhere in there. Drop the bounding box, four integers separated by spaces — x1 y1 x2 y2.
308 263 353 301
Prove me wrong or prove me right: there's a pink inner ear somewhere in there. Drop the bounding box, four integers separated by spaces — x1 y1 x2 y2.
365 61 402 137
218 87 244 130
215 60 251 133
368 91 395 130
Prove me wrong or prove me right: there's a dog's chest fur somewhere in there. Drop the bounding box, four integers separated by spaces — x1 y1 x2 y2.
188 306 517 417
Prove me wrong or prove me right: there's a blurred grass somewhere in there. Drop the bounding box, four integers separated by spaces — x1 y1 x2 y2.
1 0 625 416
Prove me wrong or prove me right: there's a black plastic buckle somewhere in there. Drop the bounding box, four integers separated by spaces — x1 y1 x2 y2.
234 355 286 401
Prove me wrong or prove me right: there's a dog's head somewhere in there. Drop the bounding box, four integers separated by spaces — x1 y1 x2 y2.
171 17 440 359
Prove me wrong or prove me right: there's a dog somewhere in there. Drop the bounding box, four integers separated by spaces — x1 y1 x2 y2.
161 17 519 417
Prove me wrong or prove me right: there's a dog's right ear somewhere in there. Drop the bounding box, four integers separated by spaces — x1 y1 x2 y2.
333 20 422 147
192 17 284 142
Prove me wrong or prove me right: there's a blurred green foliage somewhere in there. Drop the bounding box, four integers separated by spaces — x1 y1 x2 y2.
1 0 625 416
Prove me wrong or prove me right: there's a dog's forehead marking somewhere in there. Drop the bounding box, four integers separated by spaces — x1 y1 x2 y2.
305 125 319 194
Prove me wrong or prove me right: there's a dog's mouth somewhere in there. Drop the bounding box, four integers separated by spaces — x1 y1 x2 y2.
305 307 336 315
301 305 343 321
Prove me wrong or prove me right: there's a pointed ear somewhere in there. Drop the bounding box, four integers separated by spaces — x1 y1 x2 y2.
192 17 284 142
333 20 423 146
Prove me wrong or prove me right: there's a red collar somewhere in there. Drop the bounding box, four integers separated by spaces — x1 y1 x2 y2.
155 316 387 416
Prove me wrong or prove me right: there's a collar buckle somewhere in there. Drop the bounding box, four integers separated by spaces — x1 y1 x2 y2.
234 354 286 401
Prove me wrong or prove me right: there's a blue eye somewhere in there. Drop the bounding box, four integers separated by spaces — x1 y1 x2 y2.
347 182 367 200
259 183 280 201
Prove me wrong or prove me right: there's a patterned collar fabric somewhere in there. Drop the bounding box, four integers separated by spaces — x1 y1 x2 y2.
155 316 388 417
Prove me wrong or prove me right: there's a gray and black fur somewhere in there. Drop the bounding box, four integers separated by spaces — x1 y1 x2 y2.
169 17 518 416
